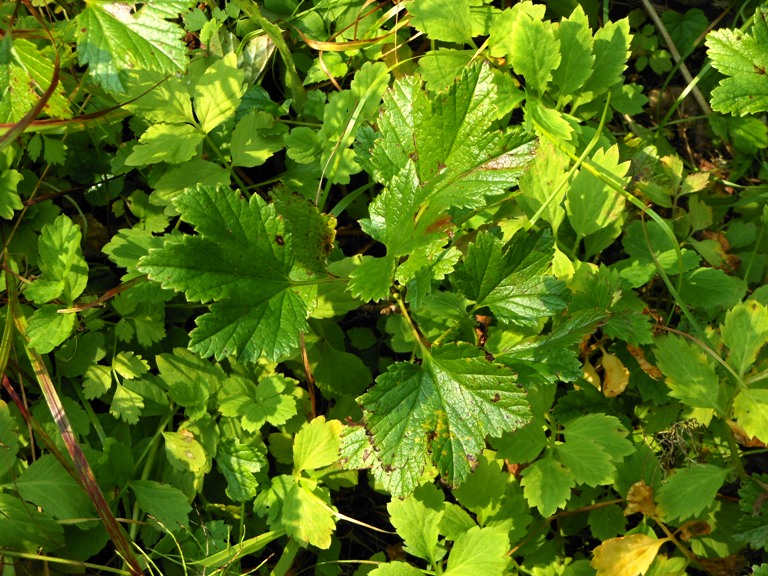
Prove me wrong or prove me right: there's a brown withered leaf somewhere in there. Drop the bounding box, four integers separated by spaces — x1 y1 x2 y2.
627 344 662 380
602 352 630 397
625 480 657 517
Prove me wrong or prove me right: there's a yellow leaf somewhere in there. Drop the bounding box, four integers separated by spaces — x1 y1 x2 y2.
583 358 601 389
602 352 629 397
592 534 669 576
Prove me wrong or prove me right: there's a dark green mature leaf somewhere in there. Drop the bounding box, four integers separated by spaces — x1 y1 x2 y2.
217 438 268 502
656 465 729 522
452 230 567 326
75 1 188 93
139 185 319 362
0 493 64 551
359 343 530 496
15 454 94 521
130 479 191 532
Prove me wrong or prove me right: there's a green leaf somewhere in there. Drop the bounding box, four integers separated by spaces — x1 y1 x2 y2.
130 479 191 532
26 305 75 354
654 335 725 414
520 457 575 517
706 8 768 115
0 169 23 219
656 465 729 522
347 254 396 302
194 53 245 133
552 5 595 97
231 110 287 168
156 348 224 411
517 141 568 232
163 429 208 473
76 2 187 93
217 438 267 502
680 268 746 310
566 145 629 239
556 439 615 488
15 454 93 521
721 300 768 377
507 13 561 94
218 375 297 432
82 364 112 400
293 416 342 473
370 562 424 576
359 343 530 496
110 383 144 424
409 0 472 44
452 453 508 523
282 478 336 549
732 388 768 443
577 17 631 100
0 493 64 551
24 215 88 304
125 123 204 166
0 400 19 477
444 526 510 576
452 230 567 326
387 483 446 564
138 185 317 362
564 414 635 462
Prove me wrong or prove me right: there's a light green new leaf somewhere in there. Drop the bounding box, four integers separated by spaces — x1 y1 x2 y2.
706 8 768 115
654 335 725 414
370 562 424 576
508 14 561 94
732 388 768 443
0 169 23 219
282 478 336 549
130 479 191 532
24 215 88 304
293 416 342 473
452 452 509 523
359 343 530 496
552 5 595 97
656 465 729 522
444 526 510 576
218 374 297 432
156 347 226 410
520 457 575 517
15 454 93 521
517 141 568 232
76 2 187 93
194 53 245 133
0 493 64 551
217 439 267 502
566 145 629 238
138 186 317 362
83 364 112 399
125 123 204 166
26 305 76 354
388 483 446 564
408 0 472 44
231 110 288 167
452 230 567 326
721 300 768 377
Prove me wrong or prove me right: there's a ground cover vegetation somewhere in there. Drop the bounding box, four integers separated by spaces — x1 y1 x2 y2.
1 0 768 574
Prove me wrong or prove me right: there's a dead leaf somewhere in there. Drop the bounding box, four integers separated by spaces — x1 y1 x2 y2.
602 352 630 397
625 481 657 517
727 420 767 448
679 520 711 541
592 533 670 576
583 358 601 389
696 554 747 576
627 344 662 380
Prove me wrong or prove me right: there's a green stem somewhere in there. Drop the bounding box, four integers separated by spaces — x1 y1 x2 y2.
270 538 300 576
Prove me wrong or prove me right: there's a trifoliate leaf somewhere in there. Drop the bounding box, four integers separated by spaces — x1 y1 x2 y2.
24 215 88 304
75 2 187 93
138 185 318 362
452 229 567 326
359 343 530 496
444 526 510 576
130 479 191 532
193 53 245 134
520 457 575 517
113 351 149 380
293 416 342 473
387 483 446 564
654 335 725 414
656 465 730 522
218 375 297 432
706 7 768 115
